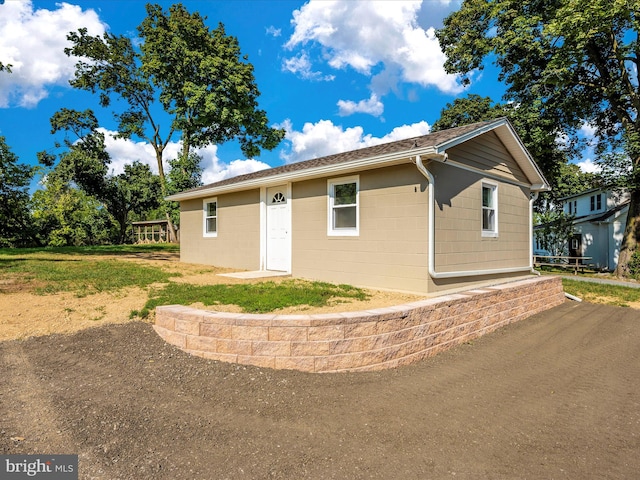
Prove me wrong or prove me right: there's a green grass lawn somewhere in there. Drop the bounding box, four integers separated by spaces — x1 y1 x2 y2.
0 243 180 257
138 280 368 317
0 255 175 297
1 245 369 316
562 278 640 308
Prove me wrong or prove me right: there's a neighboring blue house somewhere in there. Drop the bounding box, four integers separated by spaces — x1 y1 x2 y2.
556 188 629 270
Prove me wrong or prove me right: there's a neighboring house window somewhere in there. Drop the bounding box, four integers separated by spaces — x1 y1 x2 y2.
328 176 359 236
203 197 217 237
590 194 602 211
481 182 498 237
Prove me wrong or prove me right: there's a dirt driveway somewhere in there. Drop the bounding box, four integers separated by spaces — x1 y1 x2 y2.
1 301 639 479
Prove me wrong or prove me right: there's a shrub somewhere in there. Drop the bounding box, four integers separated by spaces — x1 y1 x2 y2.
628 250 640 279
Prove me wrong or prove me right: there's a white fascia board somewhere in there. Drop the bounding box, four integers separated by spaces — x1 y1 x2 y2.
165 147 438 202
432 118 509 152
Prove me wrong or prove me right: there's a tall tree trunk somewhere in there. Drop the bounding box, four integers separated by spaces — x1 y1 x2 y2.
153 148 179 243
115 212 128 245
615 188 640 277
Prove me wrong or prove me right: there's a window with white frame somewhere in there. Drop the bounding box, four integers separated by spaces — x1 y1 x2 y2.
203 198 217 237
328 176 359 236
481 182 498 236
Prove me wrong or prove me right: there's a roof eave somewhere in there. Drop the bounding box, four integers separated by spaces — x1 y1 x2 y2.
530 183 552 193
432 117 510 152
165 147 438 202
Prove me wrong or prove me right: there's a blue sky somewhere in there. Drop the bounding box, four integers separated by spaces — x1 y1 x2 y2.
0 0 595 190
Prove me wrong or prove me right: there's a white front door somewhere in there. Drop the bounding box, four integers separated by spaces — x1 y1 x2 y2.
266 186 290 271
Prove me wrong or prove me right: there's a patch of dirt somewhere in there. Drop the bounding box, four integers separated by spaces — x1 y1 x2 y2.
0 287 148 342
577 294 640 309
0 252 425 342
1 302 639 479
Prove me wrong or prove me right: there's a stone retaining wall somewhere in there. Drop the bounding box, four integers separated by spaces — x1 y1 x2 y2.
154 276 565 373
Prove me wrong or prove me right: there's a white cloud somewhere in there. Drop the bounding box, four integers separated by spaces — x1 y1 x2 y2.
282 52 335 81
99 129 163 176
201 158 271 185
579 122 598 148
0 0 107 108
277 119 366 163
284 0 461 96
99 129 269 186
266 25 282 37
102 119 434 185
576 158 601 174
579 123 597 138
277 118 431 163
555 131 570 149
337 93 384 117
380 121 432 142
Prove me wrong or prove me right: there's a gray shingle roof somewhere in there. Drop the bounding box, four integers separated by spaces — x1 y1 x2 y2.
174 120 496 197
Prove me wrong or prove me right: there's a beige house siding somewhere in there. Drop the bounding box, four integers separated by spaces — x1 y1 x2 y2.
447 131 529 184
292 163 431 292
176 159 532 294
179 189 261 270
427 160 531 293
291 160 531 294
431 163 530 272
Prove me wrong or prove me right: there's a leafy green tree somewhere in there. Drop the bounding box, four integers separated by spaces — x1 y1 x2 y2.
111 161 163 242
46 109 111 198
431 94 502 132
139 4 284 160
167 152 203 195
164 152 203 227
64 2 284 241
0 136 37 247
437 0 640 276
534 210 575 257
431 94 590 210
42 109 162 243
552 163 600 206
31 176 116 246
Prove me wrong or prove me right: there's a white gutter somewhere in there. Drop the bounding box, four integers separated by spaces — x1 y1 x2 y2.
414 154 534 279
167 147 435 202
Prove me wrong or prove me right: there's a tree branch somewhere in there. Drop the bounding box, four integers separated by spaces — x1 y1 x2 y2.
585 40 634 128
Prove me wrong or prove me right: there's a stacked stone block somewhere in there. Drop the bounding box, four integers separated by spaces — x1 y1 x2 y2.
154 276 565 373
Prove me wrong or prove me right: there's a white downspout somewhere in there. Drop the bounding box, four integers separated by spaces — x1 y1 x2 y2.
530 192 540 275
414 154 535 279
